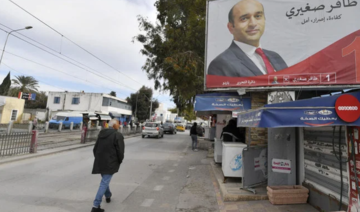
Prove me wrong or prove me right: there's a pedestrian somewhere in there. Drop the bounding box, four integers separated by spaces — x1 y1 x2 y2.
32 117 38 130
190 122 198 151
91 119 125 212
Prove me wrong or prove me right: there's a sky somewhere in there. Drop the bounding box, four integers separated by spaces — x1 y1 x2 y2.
0 0 175 110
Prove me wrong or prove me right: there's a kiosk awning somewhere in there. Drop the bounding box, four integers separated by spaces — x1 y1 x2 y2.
237 91 360 128
195 92 251 116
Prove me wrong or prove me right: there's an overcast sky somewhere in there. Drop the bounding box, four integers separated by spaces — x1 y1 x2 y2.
0 0 175 109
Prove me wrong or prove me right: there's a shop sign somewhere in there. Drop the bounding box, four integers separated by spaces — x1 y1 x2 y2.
335 94 360 122
272 158 291 174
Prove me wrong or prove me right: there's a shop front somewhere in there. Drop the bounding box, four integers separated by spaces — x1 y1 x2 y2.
237 90 360 211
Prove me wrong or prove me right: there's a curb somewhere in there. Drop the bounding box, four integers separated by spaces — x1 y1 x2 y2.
0 134 141 165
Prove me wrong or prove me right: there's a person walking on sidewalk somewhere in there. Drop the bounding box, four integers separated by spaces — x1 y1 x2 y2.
91 119 125 212
190 122 199 151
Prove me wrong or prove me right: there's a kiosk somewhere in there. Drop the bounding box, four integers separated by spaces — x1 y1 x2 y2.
236 90 360 211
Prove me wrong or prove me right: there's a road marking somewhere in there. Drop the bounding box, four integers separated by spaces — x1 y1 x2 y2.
168 169 175 173
162 176 170 180
141 199 154 207
154 185 164 191
173 163 178 167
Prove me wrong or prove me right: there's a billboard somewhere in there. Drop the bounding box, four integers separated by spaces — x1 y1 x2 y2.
205 0 360 90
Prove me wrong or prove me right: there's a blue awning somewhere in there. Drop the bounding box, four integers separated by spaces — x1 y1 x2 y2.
195 92 251 116
237 91 360 128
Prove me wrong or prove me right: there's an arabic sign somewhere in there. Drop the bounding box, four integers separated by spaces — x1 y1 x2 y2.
18 92 36 100
335 94 360 122
194 93 251 112
237 91 360 128
272 158 291 174
205 0 360 89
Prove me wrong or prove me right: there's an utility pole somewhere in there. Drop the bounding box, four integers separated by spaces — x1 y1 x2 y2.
149 98 153 121
135 92 139 121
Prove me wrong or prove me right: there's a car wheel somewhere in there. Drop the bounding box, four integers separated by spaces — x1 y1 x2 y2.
142 135 145 138
157 134 160 139
161 133 164 138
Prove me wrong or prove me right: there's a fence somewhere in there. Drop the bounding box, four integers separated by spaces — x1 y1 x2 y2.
0 132 33 157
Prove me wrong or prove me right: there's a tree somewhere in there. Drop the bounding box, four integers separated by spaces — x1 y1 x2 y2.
9 75 39 97
134 0 206 114
184 104 196 121
168 108 177 113
109 91 116 97
25 91 48 109
0 72 11 95
126 86 159 122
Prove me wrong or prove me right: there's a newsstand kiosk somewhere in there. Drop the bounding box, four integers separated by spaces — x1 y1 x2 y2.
236 90 360 212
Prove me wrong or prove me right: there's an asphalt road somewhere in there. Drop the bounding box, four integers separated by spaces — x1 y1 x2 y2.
0 131 218 212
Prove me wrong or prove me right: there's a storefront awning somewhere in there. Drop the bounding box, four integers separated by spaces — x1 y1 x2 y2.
195 92 251 116
237 91 360 128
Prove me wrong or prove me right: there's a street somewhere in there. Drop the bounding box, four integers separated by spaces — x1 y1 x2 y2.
0 131 218 212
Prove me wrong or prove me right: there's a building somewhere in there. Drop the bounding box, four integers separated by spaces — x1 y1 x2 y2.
46 91 132 123
153 103 171 123
0 96 25 123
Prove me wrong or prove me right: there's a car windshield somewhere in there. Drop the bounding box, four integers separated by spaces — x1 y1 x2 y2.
52 116 66 121
145 123 159 127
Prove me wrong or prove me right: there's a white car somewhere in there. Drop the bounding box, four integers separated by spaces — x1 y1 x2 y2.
142 122 164 138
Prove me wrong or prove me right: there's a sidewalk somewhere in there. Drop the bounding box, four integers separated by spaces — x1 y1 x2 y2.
203 140 318 212
0 133 141 165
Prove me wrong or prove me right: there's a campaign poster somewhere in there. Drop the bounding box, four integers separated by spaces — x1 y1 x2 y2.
205 0 360 89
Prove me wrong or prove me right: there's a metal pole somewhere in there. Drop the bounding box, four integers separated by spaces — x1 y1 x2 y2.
135 92 139 121
149 98 153 121
0 27 32 67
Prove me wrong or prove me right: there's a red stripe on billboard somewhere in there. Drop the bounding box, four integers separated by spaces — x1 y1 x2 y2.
206 30 360 88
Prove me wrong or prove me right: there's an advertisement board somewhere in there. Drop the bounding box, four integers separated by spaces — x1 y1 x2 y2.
205 0 360 90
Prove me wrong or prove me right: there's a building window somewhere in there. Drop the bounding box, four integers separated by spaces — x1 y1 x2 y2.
71 97 80 104
54 97 60 104
11 110 18 121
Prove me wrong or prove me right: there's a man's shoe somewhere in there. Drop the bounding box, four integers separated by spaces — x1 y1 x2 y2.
106 197 111 203
91 206 104 212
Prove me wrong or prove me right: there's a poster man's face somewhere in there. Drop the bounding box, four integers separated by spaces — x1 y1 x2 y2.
228 0 265 47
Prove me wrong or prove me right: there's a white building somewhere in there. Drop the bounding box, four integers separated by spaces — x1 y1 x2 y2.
154 103 171 123
46 91 132 123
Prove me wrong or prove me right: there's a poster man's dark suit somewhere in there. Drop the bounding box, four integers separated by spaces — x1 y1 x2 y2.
208 41 288 77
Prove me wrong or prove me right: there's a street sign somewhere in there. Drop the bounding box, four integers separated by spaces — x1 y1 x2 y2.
18 92 36 100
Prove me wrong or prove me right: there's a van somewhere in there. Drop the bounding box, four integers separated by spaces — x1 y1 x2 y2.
49 112 83 129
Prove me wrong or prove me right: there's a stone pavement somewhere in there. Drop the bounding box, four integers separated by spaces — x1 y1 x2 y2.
207 164 318 212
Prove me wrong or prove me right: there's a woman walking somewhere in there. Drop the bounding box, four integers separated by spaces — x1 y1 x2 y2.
190 122 198 151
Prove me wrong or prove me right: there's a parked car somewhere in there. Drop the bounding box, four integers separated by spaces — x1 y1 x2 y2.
49 112 82 129
162 123 177 134
142 122 164 138
176 123 186 132
185 123 193 130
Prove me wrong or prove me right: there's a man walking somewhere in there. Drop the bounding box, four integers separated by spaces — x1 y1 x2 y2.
190 122 199 151
91 119 125 212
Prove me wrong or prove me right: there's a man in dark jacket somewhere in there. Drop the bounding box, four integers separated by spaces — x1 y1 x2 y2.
91 119 125 212
190 122 199 151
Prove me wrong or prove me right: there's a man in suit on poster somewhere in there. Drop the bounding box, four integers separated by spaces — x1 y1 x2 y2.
208 0 288 77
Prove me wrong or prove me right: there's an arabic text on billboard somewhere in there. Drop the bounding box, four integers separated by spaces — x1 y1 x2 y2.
205 0 359 89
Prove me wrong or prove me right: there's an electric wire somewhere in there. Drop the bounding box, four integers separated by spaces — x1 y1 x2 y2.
0 27 137 91
9 0 142 85
1 49 127 96
0 23 136 91
2 62 74 91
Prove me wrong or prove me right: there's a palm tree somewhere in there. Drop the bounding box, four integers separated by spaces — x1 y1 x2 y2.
9 75 39 97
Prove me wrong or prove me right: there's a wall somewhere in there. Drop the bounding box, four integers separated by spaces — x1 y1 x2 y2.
1 97 25 123
246 92 268 145
47 92 103 112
